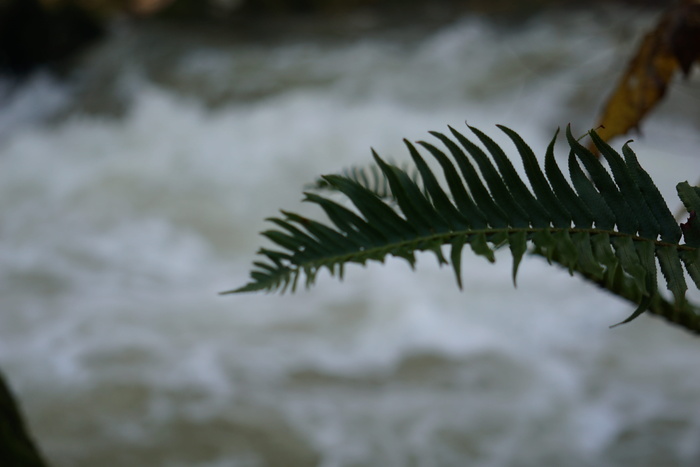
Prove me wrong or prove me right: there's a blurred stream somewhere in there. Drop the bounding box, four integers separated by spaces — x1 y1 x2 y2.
1 5 700 467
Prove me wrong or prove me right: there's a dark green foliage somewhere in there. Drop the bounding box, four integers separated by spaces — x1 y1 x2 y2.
0 371 48 467
226 125 700 333
678 182 700 249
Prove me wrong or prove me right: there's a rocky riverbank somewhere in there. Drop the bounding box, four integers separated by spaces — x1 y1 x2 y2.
0 0 668 76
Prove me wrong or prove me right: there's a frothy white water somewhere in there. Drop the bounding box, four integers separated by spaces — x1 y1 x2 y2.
1 8 700 467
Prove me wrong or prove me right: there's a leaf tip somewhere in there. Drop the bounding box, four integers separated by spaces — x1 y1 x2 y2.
609 295 653 328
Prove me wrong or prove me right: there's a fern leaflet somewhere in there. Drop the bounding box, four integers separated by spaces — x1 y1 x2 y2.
226 125 700 333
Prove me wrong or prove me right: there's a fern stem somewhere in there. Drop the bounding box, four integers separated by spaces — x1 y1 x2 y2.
566 257 700 335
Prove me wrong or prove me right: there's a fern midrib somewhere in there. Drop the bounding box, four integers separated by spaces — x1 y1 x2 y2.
292 226 696 266
232 124 700 334
575 261 700 335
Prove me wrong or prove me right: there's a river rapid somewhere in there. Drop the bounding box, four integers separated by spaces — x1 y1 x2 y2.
1 5 700 467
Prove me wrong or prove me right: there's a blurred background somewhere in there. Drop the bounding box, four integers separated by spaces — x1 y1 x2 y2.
2 1 700 466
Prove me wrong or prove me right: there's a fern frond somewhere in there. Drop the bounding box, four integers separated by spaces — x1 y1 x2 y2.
307 161 421 200
226 125 700 333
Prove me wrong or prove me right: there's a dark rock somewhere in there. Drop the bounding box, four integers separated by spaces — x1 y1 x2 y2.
0 371 48 467
0 0 103 76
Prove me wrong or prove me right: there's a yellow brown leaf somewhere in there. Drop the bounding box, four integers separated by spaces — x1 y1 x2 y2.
591 0 700 148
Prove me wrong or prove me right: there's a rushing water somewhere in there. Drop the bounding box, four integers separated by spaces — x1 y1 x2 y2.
2 6 700 467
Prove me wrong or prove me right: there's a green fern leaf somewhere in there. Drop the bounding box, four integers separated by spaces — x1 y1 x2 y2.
588 131 659 238
451 127 530 228
621 143 680 243
567 150 616 230
657 245 688 304
543 136 594 228
226 125 700 334
420 139 489 229
470 125 550 228
499 126 571 228
678 182 700 247
678 182 700 214
682 249 700 289
568 127 638 233
437 129 509 228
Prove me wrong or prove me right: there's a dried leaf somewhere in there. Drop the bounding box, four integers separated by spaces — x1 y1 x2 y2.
591 0 700 148
671 2 700 75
